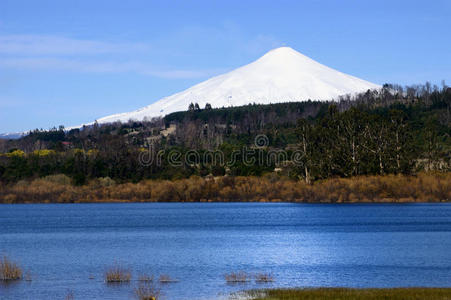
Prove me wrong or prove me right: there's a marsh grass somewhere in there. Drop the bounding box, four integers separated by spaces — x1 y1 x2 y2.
255 273 274 283
245 288 451 300
105 264 131 283
225 271 250 283
0 256 22 281
134 281 160 300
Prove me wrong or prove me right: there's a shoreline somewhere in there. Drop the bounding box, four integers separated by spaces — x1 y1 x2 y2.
2 200 451 204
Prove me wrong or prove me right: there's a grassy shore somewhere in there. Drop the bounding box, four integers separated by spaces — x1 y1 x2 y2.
0 172 449 203
244 287 451 300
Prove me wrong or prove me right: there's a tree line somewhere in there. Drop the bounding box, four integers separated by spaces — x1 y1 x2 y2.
0 82 449 185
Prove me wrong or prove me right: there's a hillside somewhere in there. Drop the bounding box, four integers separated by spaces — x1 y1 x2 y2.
0 83 450 186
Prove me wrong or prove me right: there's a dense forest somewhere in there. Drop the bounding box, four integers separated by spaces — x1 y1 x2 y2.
0 83 450 189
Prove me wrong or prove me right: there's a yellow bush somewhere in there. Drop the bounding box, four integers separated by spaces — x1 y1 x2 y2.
5 150 25 157
32 149 56 156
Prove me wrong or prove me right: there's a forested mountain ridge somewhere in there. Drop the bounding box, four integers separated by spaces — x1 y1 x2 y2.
0 83 450 185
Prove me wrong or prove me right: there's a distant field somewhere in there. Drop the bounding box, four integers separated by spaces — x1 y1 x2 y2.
244 288 451 300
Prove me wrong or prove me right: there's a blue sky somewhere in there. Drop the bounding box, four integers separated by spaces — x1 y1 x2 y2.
1 0 450 133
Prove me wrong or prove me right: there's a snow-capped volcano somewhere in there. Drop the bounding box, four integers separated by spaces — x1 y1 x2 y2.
95 47 380 124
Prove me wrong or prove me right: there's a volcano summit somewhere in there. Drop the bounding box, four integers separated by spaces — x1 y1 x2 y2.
94 47 380 124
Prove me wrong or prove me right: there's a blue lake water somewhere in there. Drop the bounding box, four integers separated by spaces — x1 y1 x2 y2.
1 203 451 299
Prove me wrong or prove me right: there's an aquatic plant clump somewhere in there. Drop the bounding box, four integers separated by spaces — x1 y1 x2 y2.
255 273 274 283
0 256 22 281
134 281 160 300
105 264 132 283
225 271 251 283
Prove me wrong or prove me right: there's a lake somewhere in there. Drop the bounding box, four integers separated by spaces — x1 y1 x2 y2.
1 203 451 299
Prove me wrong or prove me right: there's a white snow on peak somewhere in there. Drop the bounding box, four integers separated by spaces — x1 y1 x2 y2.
92 47 381 125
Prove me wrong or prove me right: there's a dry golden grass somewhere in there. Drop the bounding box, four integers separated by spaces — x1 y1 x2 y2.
134 281 160 300
1 172 449 203
105 264 131 283
0 256 22 281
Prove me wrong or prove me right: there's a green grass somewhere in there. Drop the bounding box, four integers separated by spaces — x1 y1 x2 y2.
244 288 451 300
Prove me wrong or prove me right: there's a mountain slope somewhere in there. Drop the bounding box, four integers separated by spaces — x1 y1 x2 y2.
95 47 380 124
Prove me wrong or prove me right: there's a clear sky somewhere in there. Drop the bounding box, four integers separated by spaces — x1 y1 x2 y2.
1 0 450 133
